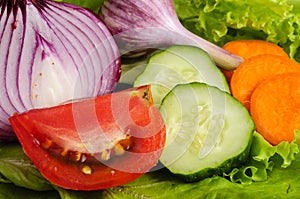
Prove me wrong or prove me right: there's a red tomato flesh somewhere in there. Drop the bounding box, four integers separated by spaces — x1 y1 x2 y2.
9 85 166 190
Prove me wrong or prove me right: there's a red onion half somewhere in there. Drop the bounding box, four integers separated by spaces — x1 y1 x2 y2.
0 0 121 141
100 0 243 70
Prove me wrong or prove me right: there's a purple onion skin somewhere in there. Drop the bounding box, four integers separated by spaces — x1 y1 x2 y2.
100 0 243 70
0 0 121 141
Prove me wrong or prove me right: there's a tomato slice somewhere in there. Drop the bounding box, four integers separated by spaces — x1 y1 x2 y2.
9 85 166 190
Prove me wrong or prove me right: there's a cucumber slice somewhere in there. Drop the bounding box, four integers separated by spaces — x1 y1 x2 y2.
133 45 229 106
159 82 254 182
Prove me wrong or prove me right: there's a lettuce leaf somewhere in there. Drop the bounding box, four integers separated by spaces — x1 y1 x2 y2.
288 0 300 12
0 183 59 199
101 152 300 198
225 131 300 184
0 143 52 191
173 0 300 62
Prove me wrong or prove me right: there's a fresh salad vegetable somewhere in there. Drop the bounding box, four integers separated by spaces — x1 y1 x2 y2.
223 40 289 60
250 73 300 145
100 0 243 70
1 0 300 198
134 45 229 106
222 40 290 83
159 82 254 181
221 40 300 145
9 86 166 190
230 54 300 110
0 0 121 141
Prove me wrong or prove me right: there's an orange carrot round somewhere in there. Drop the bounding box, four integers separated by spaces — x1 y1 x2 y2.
221 40 289 83
250 72 300 145
223 40 288 59
230 54 300 110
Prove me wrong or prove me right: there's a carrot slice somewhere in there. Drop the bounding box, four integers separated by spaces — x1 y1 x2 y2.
223 40 288 59
250 72 300 145
230 54 300 110
221 40 288 83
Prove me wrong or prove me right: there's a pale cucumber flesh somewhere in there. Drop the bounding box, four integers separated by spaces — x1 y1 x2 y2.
159 82 254 181
133 45 229 106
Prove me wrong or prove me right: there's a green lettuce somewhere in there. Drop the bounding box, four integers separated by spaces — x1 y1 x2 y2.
0 183 59 199
225 131 300 184
173 0 300 62
0 143 52 191
0 131 299 198
100 158 300 198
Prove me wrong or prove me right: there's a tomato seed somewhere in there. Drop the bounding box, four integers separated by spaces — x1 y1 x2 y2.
60 149 68 156
101 150 111 161
68 151 82 162
81 165 93 175
114 143 125 156
41 135 133 163
41 139 52 149
118 134 132 150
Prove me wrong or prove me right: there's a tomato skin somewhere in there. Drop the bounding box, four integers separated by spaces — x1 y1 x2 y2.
9 85 166 190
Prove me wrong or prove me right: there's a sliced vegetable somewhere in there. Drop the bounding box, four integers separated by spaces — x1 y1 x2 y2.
0 0 121 141
250 73 300 145
100 0 243 70
9 85 166 190
230 54 300 110
134 45 229 106
221 40 289 82
223 40 288 59
159 82 254 181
